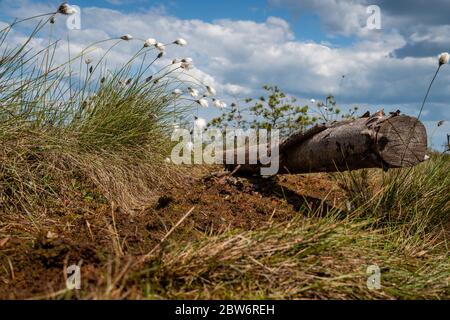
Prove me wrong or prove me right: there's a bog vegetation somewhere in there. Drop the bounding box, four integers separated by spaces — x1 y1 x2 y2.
0 4 448 299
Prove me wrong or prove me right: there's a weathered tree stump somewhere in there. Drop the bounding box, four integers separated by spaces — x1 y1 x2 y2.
226 113 428 175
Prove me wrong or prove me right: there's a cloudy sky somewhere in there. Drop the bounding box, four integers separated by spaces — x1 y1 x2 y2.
1 0 449 149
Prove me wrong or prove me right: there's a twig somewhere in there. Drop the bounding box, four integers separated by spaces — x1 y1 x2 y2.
138 206 196 263
218 164 241 184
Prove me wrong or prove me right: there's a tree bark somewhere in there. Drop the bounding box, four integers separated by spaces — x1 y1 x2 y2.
225 114 428 175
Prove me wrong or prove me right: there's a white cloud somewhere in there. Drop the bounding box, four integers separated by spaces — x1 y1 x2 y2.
1 0 449 150
223 83 252 96
269 0 369 36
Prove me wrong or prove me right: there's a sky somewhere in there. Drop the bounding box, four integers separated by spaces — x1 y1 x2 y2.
0 0 449 150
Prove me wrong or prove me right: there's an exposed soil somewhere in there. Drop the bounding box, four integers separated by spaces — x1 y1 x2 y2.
0 169 346 299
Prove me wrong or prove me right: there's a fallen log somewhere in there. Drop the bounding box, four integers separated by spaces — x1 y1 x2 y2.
225 113 428 175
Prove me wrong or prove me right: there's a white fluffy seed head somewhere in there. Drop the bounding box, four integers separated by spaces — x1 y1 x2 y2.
194 117 207 129
180 58 193 69
197 98 209 108
206 85 216 96
144 38 157 47
155 42 165 52
213 99 226 108
174 38 187 46
120 34 133 41
57 2 77 15
439 52 449 65
188 87 199 98
181 62 192 70
310 99 316 104
172 88 182 95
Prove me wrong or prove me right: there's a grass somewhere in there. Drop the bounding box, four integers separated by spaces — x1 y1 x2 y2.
335 154 450 243
128 154 448 300
0 14 198 213
0 9 449 300
137 214 449 299
2 155 445 300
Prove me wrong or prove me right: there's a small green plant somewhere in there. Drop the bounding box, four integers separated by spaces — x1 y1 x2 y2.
208 85 358 137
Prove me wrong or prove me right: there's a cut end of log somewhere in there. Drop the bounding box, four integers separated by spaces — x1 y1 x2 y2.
375 116 427 168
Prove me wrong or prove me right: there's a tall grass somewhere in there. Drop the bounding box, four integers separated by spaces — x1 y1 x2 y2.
333 153 449 253
130 155 449 300
0 13 205 213
136 215 449 299
0 8 448 300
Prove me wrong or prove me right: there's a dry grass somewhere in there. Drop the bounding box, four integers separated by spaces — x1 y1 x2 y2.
0 10 449 300
134 213 449 300
1 154 449 300
0 128 186 213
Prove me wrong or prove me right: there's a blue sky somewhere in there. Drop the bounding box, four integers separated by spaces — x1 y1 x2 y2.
0 0 449 150
61 0 356 44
